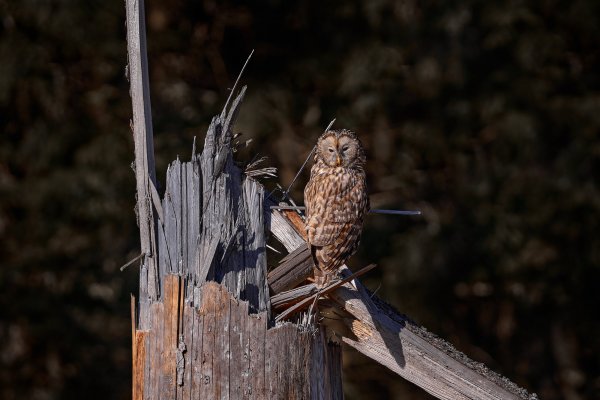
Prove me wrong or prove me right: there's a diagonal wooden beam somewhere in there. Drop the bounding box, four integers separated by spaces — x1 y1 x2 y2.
267 244 313 294
330 275 535 400
267 202 537 400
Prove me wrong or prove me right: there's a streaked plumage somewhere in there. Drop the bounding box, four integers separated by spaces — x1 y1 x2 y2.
304 129 369 287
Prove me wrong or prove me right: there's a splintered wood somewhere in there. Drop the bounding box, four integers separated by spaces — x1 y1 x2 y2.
132 330 147 400
126 0 347 396
133 278 341 399
125 65 344 397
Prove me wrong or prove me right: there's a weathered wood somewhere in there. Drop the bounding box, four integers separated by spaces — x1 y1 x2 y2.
265 321 343 400
265 204 306 252
139 87 270 312
247 311 267 398
268 245 314 294
199 287 217 399
275 264 377 322
132 329 147 400
162 159 182 277
136 281 341 399
148 302 161 399
125 4 344 395
214 285 231 399
177 302 193 399
271 283 318 310
190 302 204 398
267 203 538 400
331 279 536 400
126 88 346 397
310 329 343 399
242 178 270 313
152 87 269 312
175 282 187 398
159 275 180 397
125 0 158 316
228 296 248 399
186 161 201 278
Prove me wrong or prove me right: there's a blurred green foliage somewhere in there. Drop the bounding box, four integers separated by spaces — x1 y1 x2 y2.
1 1 598 399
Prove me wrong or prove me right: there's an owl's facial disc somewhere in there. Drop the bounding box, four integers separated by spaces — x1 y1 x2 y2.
337 136 356 167
317 130 363 168
319 136 341 167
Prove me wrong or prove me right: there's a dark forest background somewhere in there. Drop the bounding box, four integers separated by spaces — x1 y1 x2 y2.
1 0 599 399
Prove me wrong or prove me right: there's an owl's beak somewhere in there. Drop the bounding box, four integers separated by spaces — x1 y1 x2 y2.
335 156 341 166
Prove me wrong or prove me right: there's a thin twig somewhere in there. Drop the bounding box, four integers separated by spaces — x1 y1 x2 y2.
266 244 282 254
120 252 146 271
306 288 321 322
282 118 336 199
369 209 422 216
223 49 254 115
370 282 382 298
191 135 196 158
270 205 422 216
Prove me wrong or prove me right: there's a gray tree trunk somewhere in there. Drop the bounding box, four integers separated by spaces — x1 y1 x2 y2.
128 83 343 398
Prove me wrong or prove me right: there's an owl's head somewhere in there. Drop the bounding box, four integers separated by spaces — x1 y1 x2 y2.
315 129 365 169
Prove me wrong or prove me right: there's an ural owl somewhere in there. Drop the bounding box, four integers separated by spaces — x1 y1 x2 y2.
304 129 369 287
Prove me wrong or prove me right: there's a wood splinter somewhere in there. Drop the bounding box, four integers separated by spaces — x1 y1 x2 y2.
275 263 377 322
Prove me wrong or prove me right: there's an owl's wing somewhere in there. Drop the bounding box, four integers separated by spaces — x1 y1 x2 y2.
304 173 368 247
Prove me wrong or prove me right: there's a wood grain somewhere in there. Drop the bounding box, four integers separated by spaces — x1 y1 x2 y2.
132 330 147 400
248 311 267 398
125 0 158 316
125 82 345 397
134 281 341 399
268 245 313 294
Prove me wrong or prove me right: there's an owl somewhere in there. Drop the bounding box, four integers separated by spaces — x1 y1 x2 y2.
304 129 369 287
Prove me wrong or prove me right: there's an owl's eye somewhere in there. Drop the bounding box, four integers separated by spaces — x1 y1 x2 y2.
341 145 349 152
328 148 335 153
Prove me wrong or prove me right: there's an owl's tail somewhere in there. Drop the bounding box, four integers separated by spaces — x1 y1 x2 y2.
311 245 343 287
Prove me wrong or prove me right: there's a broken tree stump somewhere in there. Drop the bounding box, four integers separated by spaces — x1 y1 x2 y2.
126 90 344 398
132 278 341 399
127 92 345 398
126 1 344 397
126 2 344 395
